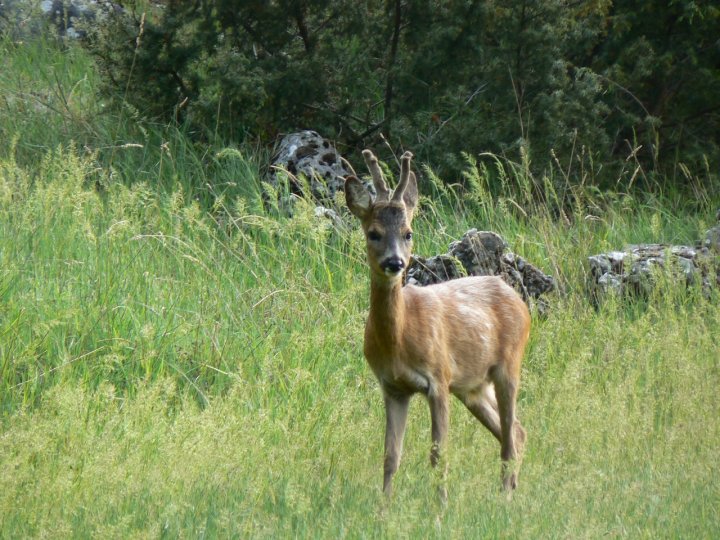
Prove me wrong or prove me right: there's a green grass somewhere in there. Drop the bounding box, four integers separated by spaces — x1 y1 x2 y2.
1 35 719 538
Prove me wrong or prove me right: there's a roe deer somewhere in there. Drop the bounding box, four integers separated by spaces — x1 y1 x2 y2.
345 150 530 496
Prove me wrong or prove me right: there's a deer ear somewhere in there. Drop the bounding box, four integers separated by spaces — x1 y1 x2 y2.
403 171 419 218
345 176 372 219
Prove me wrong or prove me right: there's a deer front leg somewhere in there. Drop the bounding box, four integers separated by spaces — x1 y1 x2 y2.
429 390 449 466
383 391 410 496
429 388 450 501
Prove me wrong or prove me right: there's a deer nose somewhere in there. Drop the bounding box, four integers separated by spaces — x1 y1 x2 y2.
381 257 405 274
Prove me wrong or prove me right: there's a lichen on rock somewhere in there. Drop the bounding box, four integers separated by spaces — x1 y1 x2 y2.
406 229 555 313
266 131 350 210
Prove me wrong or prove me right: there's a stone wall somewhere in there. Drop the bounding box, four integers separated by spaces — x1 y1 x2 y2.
407 229 555 313
588 218 720 301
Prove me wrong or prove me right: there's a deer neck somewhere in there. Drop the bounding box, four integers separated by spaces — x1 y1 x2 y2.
368 276 406 348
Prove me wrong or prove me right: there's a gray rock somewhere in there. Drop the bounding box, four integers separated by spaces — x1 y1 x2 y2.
406 229 555 313
313 206 345 230
406 255 465 286
267 131 350 209
448 229 507 276
705 225 720 253
502 252 556 301
588 254 611 278
1 0 120 38
588 239 718 301
597 272 623 295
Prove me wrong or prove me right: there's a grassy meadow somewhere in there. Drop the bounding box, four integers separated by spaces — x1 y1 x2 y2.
1 36 719 538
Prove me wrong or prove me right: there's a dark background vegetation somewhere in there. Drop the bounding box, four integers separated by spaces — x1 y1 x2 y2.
87 0 720 189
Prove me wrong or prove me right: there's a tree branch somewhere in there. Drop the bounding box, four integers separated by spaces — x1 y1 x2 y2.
383 0 403 127
294 7 314 53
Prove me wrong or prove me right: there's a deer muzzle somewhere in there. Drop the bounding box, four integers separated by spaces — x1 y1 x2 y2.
381 256 405 275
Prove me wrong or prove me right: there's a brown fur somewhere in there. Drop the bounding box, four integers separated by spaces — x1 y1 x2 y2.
346 151 530 496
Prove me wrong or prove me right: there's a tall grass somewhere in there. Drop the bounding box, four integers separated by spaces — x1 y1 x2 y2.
0 35 719 537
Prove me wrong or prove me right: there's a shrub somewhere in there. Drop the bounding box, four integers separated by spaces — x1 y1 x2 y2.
85 0 720 188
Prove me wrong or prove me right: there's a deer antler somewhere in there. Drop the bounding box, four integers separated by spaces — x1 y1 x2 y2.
392 151 414 202
362 149 390 202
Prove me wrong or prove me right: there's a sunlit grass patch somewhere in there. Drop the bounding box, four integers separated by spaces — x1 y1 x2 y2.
1 35 719 538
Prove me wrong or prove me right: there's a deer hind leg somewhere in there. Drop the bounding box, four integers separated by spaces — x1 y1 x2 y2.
383 392 410 496
491 367 523 492
458 384 502 442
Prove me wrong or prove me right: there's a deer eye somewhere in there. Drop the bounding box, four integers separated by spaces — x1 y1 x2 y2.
405 231 413 241
368 230 382 242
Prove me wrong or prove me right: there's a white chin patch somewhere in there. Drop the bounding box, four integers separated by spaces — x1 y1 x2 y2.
384 268 403 276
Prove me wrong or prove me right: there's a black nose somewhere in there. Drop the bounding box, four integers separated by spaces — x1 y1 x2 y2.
381 257 405 274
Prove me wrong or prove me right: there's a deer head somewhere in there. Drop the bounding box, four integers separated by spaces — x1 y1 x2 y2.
345 150 419 282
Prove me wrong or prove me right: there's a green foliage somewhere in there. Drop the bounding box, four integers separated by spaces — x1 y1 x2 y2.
84 0 719 186
594 1 720 177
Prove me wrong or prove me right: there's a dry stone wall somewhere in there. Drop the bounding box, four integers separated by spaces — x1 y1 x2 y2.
588 217 720 301
407 229 555 312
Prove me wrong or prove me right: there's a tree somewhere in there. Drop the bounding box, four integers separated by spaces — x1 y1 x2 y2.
86 0 719 187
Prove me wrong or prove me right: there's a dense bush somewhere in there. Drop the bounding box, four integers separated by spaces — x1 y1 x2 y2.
86 0 719 187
